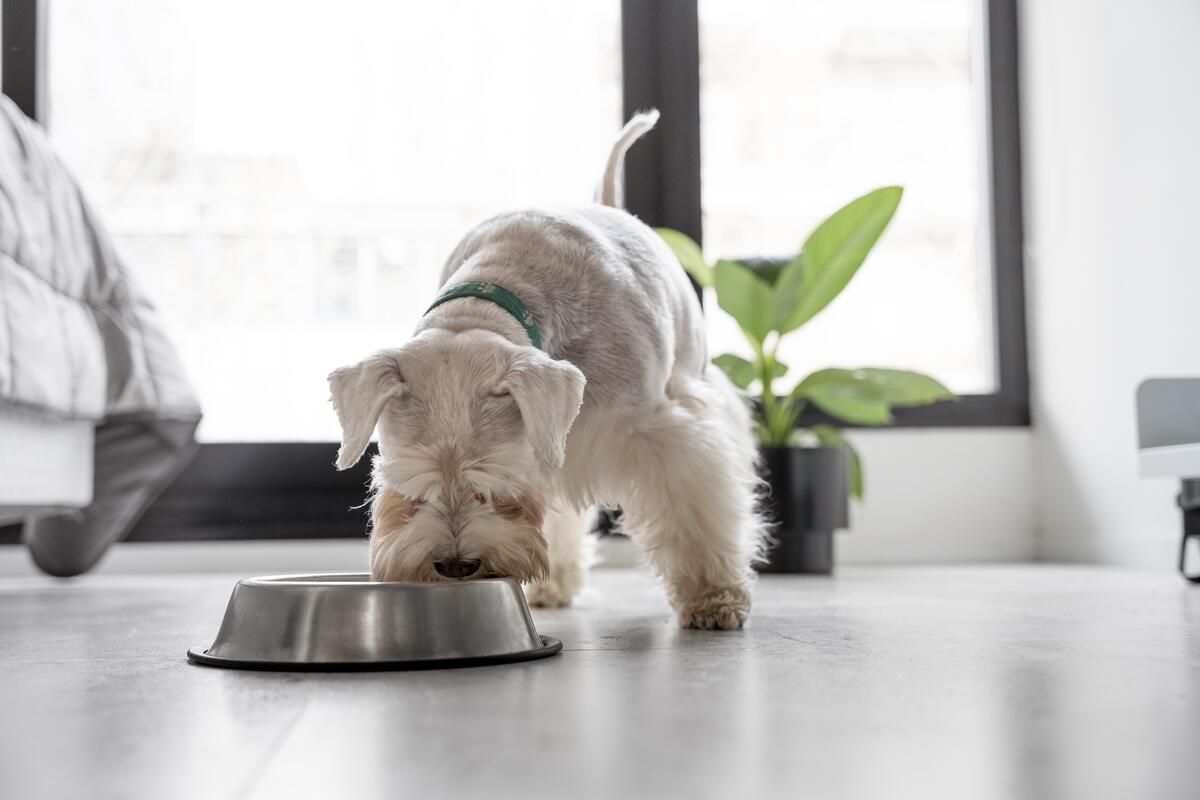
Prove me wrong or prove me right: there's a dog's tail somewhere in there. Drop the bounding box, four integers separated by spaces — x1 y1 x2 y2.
597 109 660 209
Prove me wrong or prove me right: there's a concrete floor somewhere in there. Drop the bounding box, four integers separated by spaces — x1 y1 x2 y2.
1 566 1198 800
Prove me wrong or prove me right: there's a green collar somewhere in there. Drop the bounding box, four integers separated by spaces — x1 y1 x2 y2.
424 282 542 349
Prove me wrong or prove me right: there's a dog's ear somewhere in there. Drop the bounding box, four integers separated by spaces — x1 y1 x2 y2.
499 349 586 470
328 350 407 470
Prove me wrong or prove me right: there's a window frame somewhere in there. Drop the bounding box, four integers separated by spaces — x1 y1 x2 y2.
0 0 1028 545
624 0 1030 429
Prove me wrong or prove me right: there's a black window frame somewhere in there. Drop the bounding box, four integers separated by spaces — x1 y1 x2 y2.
1 0 1028 544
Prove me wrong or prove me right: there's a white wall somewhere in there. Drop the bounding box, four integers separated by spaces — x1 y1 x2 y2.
840 429 1034 563
1022 0 1200 567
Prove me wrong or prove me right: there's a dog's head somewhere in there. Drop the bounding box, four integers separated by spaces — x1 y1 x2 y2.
328 329 585 583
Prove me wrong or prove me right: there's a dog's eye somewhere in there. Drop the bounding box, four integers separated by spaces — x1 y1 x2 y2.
492 497 525 521
373 491 423 530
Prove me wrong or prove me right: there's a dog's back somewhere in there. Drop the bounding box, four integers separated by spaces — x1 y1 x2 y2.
432 112 707 405
587 109 709 387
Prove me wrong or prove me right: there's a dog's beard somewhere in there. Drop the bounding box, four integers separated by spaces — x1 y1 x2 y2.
369 488 549 583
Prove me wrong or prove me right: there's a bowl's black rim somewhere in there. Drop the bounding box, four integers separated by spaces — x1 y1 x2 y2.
186 636 562 672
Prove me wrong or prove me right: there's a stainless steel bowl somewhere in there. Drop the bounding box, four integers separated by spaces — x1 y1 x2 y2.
187 573 561 671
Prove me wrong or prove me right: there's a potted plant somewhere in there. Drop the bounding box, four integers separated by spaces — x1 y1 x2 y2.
657 186 955 574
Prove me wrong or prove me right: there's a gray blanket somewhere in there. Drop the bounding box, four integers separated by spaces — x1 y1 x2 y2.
0 95 202 575
0 95 200 423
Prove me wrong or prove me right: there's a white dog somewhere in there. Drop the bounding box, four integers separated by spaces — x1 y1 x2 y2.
328 111 765 629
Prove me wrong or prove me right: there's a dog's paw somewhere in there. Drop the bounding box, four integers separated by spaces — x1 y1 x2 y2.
524 580 573 608
524 568 583 609
675 586 751 630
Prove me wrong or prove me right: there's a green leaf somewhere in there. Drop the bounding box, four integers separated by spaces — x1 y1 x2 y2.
791 368 953 425
812 424 864 499
714 259 774 344
851 368 955 407
771 253 806 331
712 354 756 390
782 186 904 332
804 389 893 426
792 369 894 426
655 228 713 288
712 354 787 392
735 256 793 287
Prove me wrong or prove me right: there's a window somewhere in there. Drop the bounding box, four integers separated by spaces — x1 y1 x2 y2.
1 0 1026 541
699 0 995 395
47 0 622 442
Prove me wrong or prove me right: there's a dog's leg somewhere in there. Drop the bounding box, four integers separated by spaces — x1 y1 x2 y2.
524 505 595 608
619 373 766 630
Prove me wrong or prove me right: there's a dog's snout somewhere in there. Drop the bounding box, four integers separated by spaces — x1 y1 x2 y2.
433 559 482 579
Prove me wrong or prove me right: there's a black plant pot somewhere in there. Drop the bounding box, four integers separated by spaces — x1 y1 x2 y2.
757 446 850 574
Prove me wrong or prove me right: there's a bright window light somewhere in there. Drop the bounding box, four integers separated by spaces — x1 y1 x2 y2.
49 0 622 441
699 0 994 394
